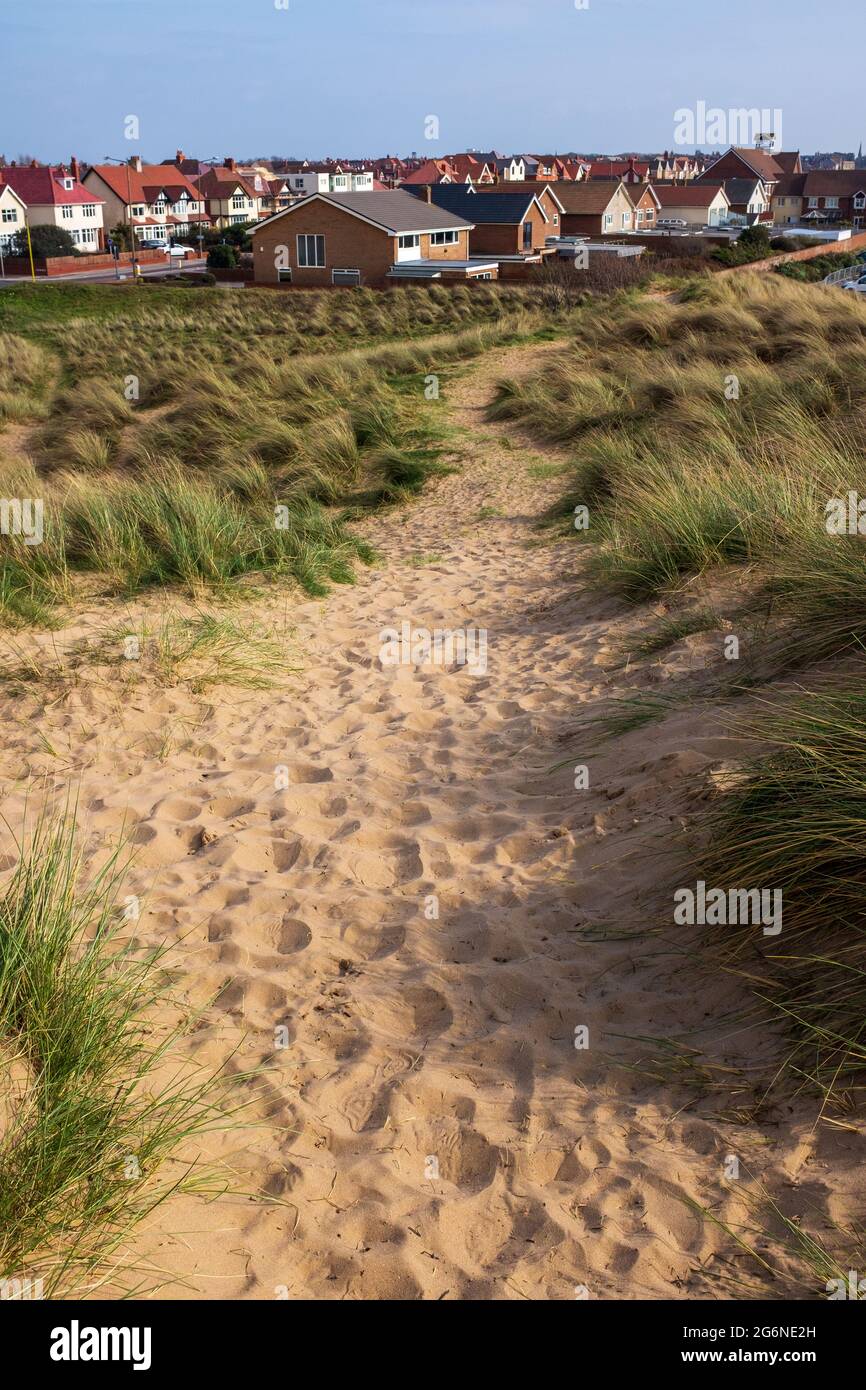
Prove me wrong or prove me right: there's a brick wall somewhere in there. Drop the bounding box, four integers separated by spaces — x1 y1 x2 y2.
718 229 866 275
1 249 169 277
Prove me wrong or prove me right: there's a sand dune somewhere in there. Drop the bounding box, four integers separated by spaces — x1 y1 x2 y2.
1 342 858 1300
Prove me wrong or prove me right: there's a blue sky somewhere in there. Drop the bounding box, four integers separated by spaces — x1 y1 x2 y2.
2 0 861 163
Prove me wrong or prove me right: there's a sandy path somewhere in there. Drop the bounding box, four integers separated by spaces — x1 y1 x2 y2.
1 341 857 1300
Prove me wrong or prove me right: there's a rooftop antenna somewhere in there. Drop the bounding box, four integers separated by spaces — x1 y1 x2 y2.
755 131 775 150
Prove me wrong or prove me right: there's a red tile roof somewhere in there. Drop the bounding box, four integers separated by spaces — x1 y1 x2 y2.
0 165 103 207
86 162 200 204
653 182 726 206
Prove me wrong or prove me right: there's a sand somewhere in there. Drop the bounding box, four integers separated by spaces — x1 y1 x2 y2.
1 342 860 1300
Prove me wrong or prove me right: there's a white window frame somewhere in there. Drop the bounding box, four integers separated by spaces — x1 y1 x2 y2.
297 233 325 267
277 267 292 282
430 229 459 246
332 268 361 286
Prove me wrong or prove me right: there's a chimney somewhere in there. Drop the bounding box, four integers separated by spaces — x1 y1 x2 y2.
30 159 38 169
129 154 143 173
176 149 184 164
70 155 80 181
225 157 235 171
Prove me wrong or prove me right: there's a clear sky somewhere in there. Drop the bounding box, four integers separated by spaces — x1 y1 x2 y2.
3 0 861 164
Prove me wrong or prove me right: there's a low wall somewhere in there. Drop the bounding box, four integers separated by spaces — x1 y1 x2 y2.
1 249 170 277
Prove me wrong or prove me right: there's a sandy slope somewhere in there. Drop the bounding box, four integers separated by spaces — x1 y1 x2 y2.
1 341 860 1300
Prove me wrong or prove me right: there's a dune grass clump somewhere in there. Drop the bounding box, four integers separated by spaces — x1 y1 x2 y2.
700 688 866 1098
0 809 240 1297
491 273 866 663
0 333 56 425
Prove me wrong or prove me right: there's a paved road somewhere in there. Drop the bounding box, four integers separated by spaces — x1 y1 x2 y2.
0 257 209 286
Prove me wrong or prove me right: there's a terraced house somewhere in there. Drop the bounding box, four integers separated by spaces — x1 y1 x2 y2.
252 189 482 288
0 159 105 249
83 156 206 242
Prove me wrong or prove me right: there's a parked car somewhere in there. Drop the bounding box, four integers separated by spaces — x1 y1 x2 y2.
169 243 194 256
139 238 168 249
842 274 866 292
657 217 688 230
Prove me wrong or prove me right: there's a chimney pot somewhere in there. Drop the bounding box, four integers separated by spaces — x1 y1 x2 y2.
30 159 38 168
129 154 143 173
225 157 235 171
71 155 80 180
176 149 184 163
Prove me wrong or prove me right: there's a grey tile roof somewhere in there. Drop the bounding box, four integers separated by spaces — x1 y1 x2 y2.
298 189 473 233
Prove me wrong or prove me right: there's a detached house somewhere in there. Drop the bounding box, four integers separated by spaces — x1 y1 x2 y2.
473 180 565 232
252 189 486 288
411 184 554 256
701 146 801 201
553 181 636 237
653 182 730 227
1 160 105 250
83 157 205 242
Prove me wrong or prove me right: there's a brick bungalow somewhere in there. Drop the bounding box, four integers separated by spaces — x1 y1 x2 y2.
471 180 565 233
408 184 554 254
251 189 486 288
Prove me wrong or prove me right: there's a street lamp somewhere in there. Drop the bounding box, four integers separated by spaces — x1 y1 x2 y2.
104 154 140 282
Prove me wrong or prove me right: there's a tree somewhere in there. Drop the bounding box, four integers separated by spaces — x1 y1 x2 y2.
108 221 133 251
207 243 238 269
9 224 78 258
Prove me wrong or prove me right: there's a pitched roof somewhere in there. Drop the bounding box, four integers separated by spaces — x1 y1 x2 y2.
773 174 807 197
259 189 473 235
720 177 766 202
653 182 727 206
85 162 199 204
401 159 457 185
548 180 628 213
196 167 261 200
802 170 866 196
416 184 546 223
773 151 802 174
471 180 566 211
1 165 104 207
705 146 784 182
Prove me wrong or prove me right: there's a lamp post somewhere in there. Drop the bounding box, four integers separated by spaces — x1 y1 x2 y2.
104 154 140 282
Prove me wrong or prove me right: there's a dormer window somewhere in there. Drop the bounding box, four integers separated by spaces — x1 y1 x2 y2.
62 177 74 190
